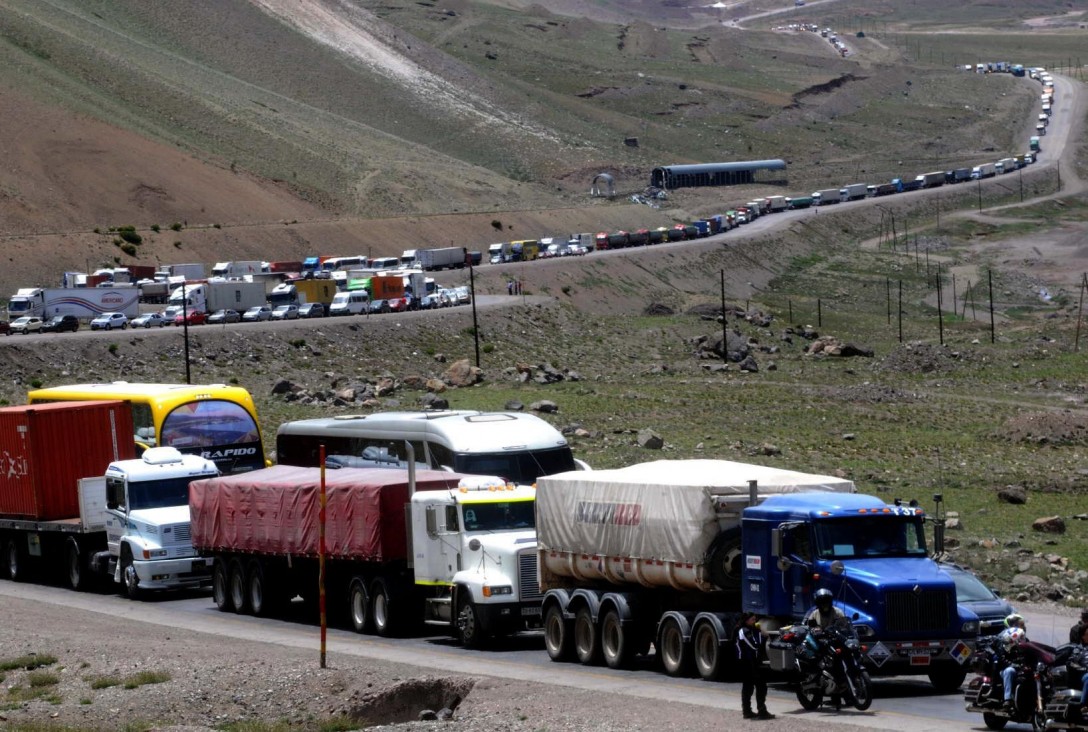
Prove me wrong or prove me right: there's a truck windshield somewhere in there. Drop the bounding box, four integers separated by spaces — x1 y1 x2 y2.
813 517 928 559
461 500 535 532
127 476 200 511
455 446 576 485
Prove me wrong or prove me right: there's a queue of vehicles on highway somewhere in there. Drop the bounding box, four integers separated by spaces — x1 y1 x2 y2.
10 382 1086 725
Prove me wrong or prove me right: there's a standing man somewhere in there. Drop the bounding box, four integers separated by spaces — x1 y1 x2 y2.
735 612 775 720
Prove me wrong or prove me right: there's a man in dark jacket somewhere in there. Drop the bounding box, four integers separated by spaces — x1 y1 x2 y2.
1069 609 1088 644
735 612 775 720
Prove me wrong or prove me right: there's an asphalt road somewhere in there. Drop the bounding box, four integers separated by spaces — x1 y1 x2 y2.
0 579 1075 732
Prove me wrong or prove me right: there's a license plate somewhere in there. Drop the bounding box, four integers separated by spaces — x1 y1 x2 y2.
521 606 541 616
192 559 207 571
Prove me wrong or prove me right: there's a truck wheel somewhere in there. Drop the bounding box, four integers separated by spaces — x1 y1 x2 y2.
6 537 26 582
66 538 89 592
600 609 632 670
692 621 725 681
348 577 372 634
120 547 142 600
573 606 601 666
927 665 967 693
246 560 269 616
657 616 692 677
228 558 249 614
543 604 574 662
212 561 232 612
369 577 396 637
456 593 487 648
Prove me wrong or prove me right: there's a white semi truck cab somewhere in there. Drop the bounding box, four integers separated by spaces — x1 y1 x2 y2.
412 478 541 646
99 447 219 598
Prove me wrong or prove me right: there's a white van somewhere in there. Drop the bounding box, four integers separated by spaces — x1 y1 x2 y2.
328 290 369 316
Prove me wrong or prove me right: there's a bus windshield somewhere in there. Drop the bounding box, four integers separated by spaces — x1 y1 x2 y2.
813 517 928 560
461 500 535 532
455 447 575 485
27 383 265 475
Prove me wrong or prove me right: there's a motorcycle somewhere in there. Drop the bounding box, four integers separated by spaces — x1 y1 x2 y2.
778 616 873 711
1042 644 1088 731
963 634 1056 731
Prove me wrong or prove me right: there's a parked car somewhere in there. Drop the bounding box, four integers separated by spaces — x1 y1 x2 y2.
940 563 1016 636
419 292 448 310
368 299 391 314
132 312 169 328
9 316 44 335
452 286 471 305
386 297 408 313
207 309 241 324
0 321 9 336
90 312 128 331
242 305 273 322
41 314 80 333
174 310 207 326
271 304 299 320
298 302 325 319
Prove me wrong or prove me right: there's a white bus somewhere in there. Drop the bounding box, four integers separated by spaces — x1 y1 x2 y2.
276 410 589 485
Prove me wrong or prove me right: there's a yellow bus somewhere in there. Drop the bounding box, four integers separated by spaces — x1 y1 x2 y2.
27 382 265 474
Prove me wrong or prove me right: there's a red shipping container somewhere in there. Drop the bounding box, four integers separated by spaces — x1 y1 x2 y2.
190 466 468 561
0 401 135 520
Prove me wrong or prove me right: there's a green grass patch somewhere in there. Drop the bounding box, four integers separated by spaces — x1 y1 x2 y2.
0 655 57 672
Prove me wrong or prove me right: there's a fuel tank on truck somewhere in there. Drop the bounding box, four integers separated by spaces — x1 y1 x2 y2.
536 459 855 593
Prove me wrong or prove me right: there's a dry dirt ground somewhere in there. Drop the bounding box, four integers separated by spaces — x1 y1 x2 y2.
0 590 874 732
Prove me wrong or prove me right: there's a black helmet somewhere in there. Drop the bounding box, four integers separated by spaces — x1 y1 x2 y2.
815 588 833 610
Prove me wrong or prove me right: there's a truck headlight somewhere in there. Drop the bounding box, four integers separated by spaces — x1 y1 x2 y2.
142 548 168 559
962 620 980 635
854 624 876 638
482 585 513 597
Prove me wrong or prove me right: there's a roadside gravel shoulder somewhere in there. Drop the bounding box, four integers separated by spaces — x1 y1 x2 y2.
0 592 879 732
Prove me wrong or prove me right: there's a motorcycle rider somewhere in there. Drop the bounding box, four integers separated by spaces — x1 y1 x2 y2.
804 588 845 630
803 588 847 709
998 613 1028 713
1071 608 1088 645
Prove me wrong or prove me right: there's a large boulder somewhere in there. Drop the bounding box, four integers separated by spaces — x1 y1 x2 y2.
444 359 483 387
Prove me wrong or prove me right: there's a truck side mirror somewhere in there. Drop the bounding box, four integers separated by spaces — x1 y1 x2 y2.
770 527 784 557
425 505 438 537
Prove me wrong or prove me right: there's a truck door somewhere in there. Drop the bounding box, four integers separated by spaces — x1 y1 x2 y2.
781 524 815 616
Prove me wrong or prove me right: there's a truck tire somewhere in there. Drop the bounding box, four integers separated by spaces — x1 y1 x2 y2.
246 560 270 617
212 561 232 612
927 665 967 693
66 538 90 592
657 616 692 677
228 558 249 614
348 577 372 634
692 621 726 681
573 606 601 666
456 593 487 648
600 609 633 670
543 604 574 662
705 528 743 591
369 577 397 637
120 546 142 600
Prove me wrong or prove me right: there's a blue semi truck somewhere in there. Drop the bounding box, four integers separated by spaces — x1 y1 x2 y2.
536 460 976 691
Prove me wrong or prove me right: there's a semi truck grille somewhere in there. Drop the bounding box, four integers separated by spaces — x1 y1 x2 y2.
518 550 542 602
885 589 952 632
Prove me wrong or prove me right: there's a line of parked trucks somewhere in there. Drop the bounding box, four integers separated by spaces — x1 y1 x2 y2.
1 400 984 693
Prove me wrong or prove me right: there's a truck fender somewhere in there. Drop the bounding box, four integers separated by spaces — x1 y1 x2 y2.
691 611 736 648
566 588 604 621
656 610 697 643
543 588 575 619
599 592 640 626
